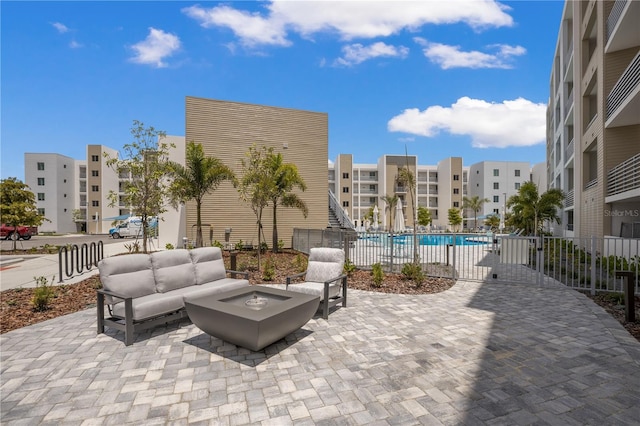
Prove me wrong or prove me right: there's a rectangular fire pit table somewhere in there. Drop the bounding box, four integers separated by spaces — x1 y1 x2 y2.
184 286 320 351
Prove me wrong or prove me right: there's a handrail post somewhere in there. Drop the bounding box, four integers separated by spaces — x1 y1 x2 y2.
615 271 636 323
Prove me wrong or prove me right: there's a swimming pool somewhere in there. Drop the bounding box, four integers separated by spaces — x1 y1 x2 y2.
360 233 489 246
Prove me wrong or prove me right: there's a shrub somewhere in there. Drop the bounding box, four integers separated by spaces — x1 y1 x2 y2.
212 240 224 249
32 276 55 312
260 242 268 253
262 256 275 281
278 239 285 250
343 259 356 276
124 241 140 253
295 253 307 273
402 262 425 287
165 243 174 250
371 263 384 288
235 240 244 251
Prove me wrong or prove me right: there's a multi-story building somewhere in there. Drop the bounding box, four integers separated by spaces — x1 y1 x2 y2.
25 145 129 234
467 161 531 221
548 0 640 239
331 155 469 230
24 153 81 233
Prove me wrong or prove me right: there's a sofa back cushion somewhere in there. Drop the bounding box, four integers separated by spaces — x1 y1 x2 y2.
306 248 345 283
151 249 197 293
189 247 226 285
99 254 156 303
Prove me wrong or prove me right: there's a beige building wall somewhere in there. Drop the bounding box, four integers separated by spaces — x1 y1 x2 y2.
185 97 328 248
337 154 353 218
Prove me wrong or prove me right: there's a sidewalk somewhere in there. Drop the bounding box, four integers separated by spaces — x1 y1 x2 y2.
0 242 130 291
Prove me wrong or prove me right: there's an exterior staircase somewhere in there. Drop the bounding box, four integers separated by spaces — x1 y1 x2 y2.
328 190 355 230
328 207 342 228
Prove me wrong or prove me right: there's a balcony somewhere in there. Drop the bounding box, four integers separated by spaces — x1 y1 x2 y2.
606 0 640 53
606 153 640 202
585 178 598 191
564 189 574 207
564 139 575 163
605 51 640 128
394 186 407 194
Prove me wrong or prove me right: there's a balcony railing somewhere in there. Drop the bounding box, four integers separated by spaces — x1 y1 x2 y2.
585 178 598 190
607 153 640 196
564 139 575 162
606 51 640 120
606 0 627 43
564 91 574 120
564 189 574 207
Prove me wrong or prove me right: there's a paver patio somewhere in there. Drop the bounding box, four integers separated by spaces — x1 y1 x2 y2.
1 280 639 425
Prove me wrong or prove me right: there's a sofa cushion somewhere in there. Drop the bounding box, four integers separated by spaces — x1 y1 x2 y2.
189 247 227 285
306 248 345 283
111 292 185 322
151 250 197 293
99 254 156 303
178 278 250 304
287 281 341 301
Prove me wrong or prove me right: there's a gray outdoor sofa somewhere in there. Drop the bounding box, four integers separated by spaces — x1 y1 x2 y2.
97 247 249 345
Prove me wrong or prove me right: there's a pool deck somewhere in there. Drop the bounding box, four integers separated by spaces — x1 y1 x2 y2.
2 280 639 425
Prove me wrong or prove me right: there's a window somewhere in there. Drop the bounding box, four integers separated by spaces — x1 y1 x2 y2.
92 214 99 220
92 200 99 207
476 170 479 174
63 164 67 168
91 155 99 162
92 170 99 177
493 196 499 202
37 162 45 171
64 194 67 198
369 184 376 191
91 185 99 192
369 171 376 177
342 201 349 207
515 169 520 177
453 174 459 181
493 169 499 176
493 182 499 190
38 208 45 216
453 188 459 194
63 179 67 183
493 209 499 215
453 201 459 207
342 187 349 193
37 193 45 201
369 197 376 204
37 178 45 186
342 172 349 179
515 182 521 190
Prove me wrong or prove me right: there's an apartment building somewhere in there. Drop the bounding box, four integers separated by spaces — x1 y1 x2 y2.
548 0 640 239
25 146 125 234
330 155 468 230
467 161 531 220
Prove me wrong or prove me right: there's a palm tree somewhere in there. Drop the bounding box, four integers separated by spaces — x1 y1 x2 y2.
266 152 308 253
396 165 418 262
168 142 235 247
484 214 500 231
507 181 564 236
463 195 490 231
380 194 399 232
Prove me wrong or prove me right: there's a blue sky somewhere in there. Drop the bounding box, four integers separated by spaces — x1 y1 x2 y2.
1 0 564 181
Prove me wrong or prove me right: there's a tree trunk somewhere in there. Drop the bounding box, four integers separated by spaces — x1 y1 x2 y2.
272 202 278 253
196 198 203 248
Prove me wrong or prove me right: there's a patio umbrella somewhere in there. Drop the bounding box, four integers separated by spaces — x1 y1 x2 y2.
393 202 405 232
372 205 379 230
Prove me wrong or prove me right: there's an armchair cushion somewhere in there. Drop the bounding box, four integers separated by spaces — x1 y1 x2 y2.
99 254 156 304
287 281 341 301
305 248 345 283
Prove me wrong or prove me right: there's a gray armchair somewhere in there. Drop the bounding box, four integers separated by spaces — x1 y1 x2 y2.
285 247 347 319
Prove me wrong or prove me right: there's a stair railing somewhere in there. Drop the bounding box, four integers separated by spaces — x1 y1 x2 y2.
328 190 355 229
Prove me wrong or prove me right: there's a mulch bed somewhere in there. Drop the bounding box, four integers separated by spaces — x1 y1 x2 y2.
1 249 638 343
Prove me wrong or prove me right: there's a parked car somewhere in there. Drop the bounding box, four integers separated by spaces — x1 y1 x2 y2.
0 224 32 240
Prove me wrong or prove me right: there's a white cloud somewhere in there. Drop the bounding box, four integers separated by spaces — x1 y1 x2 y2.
69 40 83 49
129 28 181 68
415 37 525 69
335 42 409 66
51 22 69 33
328 159 334 167
182 5 290 47
182 1 513 47
387 97 546 148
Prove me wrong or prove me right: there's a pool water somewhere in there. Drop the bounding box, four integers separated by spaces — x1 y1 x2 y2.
393 234 489 246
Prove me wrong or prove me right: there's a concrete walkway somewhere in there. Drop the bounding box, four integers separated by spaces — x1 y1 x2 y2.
1 281 639 425
0 242 130 291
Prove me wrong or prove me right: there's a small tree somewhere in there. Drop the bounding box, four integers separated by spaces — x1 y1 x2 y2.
484 214 500 231
417 206 432 228
448 208 462 232
380 194 399 232
507 182 564 236
265 150 308 253
104 120 173 253
463 195 490 231
168 142 235 247
396 165 418 262
238 145 271 271
0 178 46 250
